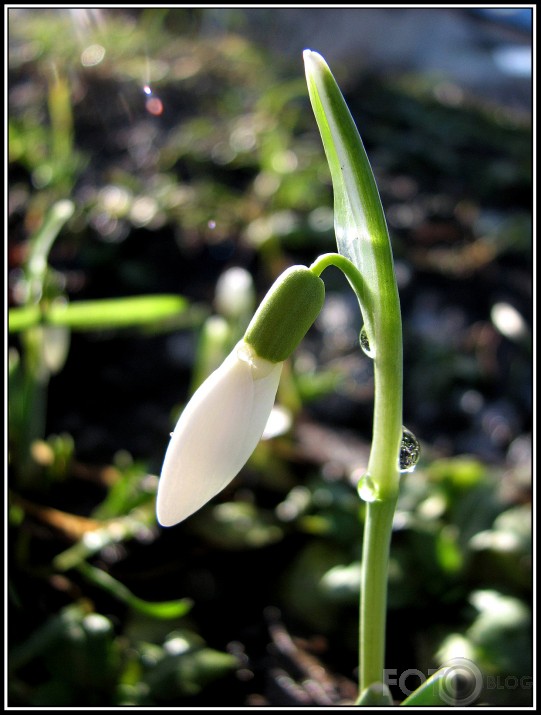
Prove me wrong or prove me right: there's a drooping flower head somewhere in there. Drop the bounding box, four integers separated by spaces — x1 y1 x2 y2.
157 266 325 526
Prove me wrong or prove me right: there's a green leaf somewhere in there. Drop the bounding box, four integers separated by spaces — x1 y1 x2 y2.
9 294 190 332
25 200 75 299
8 306 41 332
90 459 155 520
303 50 399 347
400 667 457 706
77 562 192 620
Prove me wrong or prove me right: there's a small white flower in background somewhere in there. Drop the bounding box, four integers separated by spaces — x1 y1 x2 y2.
214 266 255 321
156 265 325 527
157 341 282 527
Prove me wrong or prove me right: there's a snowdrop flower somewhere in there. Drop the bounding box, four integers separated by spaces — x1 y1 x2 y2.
157 342 282 527
214 266 255 321
157 266 325 527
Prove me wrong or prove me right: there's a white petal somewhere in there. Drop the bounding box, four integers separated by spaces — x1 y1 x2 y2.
157 342 282 526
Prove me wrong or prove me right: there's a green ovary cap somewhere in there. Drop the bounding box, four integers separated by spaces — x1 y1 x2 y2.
243 266 325 363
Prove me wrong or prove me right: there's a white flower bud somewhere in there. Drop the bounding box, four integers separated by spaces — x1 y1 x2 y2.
157 341 282 527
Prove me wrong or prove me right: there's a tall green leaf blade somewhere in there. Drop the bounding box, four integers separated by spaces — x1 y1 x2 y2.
303 49 399 348
304 49 403 500
25 200 75 303
400 666 459 706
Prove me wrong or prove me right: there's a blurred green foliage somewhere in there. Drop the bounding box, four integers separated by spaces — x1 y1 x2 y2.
8 7 531 707
9 602 236 706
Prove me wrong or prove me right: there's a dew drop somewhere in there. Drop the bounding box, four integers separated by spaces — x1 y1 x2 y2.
357 472 379 503
359 325 375 358
399 427 420 473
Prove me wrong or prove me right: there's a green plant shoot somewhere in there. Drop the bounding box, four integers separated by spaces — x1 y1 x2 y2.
304 49 405 704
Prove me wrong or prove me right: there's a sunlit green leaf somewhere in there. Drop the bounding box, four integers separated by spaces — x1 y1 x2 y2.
303 50 399 346
24 200 74 301
400 666 458 706
77 562 192 620
9 294 190 332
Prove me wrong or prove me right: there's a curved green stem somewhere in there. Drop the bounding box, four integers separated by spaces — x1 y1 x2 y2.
310 251 372 316
311 250 402 499
311 251 402 697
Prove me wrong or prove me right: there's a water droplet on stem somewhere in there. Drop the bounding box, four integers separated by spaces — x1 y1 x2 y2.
359 325 375 358
357 472 378 502
399 427 420 473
